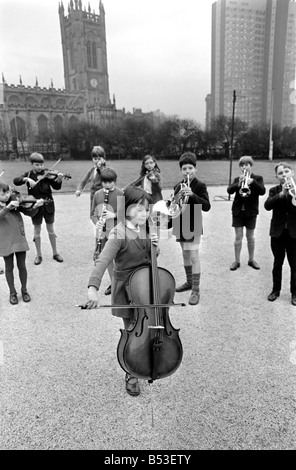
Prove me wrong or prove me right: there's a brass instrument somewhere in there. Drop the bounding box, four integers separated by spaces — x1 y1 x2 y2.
153 174 190 218
284 176 296 206
93 188 110 262
239 169 251 197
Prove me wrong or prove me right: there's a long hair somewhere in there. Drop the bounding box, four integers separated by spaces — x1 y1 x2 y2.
123 186 152 216
139 154 161 177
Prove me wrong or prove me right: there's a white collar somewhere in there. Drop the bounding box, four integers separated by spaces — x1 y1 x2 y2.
126 220 140 232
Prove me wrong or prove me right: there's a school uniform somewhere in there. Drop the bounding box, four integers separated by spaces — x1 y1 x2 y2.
264 185 296 295
227 173 266 229
88 221 152 319
76 164 106 214
13 171 62 225
0 203 38 257
130 172 163 204
91 187 124 251
172 177 211 243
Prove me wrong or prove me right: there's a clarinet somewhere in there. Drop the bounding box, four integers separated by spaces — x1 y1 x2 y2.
93 189 110 262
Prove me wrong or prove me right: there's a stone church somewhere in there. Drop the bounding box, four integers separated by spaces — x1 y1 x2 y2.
0 0 123 154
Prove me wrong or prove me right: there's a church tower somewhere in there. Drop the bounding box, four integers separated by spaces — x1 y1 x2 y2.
59 0 111 107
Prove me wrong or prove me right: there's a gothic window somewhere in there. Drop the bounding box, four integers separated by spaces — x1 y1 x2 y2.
69 115 79 128
92 42 97 69
87 41 92 68
26 96 39 107
10 116 26 141
54 115 64 138
37 115 48 136
87 40 97 69
56 98 66 108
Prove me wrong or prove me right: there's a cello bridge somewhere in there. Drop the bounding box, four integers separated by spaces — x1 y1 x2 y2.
148 326 164 329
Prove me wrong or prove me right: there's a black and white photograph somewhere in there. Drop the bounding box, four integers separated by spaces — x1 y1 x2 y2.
0 0 296 454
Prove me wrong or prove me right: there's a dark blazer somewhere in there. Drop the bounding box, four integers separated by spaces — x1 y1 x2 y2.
264 185 296 238
13 170 62 215
227 173 265 216
172 177 211 242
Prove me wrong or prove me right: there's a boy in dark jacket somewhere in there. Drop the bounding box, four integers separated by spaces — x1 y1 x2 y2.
172 152 211 306
13 152 63 265
227 156 265 271
264 162 296 305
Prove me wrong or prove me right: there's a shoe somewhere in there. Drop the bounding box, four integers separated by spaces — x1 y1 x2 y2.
34 256 42 265
125 374 140 396
291 295 296 306
21 291 31 302
53 254 63 263
104 285 111 295
9 293 18 305
175 282 192 292
248 260 260 270
230 261 240 271
189 291 200 305
268 291 280 301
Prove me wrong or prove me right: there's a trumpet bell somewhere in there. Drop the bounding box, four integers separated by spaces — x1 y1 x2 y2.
152 199 172 217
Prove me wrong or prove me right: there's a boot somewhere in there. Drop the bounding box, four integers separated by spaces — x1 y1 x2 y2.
176 265 192 292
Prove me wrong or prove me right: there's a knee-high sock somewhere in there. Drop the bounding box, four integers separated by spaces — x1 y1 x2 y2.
16 252 27 292
33 236 42 257
48 233 58 256
184 265 193 286
4 254 16 294
192 273 200 293
247 240 255 261
234 241 242 262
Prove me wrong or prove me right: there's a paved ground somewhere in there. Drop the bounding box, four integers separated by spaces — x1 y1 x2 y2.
1 186 296 450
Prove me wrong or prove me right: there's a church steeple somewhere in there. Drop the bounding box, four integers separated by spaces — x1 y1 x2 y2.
59 1 110 106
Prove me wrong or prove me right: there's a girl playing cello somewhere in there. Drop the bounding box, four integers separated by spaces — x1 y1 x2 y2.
83 186 159 397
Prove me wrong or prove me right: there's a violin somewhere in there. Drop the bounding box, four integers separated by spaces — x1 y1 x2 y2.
10 190 50 209
35 169 72 182
117 217 183 383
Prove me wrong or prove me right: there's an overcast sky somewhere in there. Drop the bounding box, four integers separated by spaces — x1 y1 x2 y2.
0 0 214 126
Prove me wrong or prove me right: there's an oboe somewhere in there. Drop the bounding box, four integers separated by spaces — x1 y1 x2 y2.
93 189 110 262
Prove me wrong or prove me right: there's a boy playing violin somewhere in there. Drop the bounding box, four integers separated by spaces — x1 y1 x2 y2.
75 146 107 216
13 152 64 265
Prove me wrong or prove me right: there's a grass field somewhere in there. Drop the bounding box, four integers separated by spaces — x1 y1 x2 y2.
0 158 293 193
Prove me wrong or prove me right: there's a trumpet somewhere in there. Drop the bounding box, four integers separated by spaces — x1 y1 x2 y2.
283 176 296 206
93 188 110 262
153 174 190 218
239 169 251 197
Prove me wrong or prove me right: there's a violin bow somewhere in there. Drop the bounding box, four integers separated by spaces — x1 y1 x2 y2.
34 158 62 186
76 302 186 309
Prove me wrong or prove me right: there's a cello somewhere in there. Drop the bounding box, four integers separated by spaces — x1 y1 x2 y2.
117 216 183 383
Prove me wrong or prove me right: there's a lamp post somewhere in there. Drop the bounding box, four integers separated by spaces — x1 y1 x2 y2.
228 90 236 201
268 89 274 162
